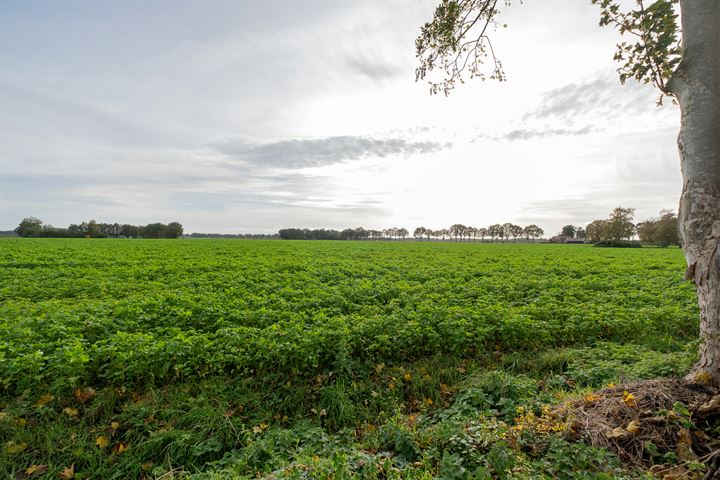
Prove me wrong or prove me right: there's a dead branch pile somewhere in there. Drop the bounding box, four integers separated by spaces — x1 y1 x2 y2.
563 379 720 479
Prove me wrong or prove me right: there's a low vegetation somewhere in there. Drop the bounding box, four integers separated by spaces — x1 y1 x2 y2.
0 239 708 478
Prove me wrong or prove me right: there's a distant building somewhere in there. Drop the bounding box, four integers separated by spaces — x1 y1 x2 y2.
549 235 585 244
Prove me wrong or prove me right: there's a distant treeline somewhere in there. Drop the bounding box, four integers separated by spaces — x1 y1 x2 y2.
278 224 545 242
186 232 279 239
558 208 679 247
14 217 183 239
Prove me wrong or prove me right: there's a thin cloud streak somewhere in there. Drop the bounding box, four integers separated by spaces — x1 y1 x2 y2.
212 135 452 169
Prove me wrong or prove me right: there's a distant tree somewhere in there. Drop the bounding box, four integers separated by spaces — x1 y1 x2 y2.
501 223 515 243
585 220 609 243
86 220 101 237
522 224 543 243
397 228 409 240
508 224 523 243
653 211 679 246
575 227 586 239
120 224 140 238
68 224 83 237
449 223 466 241
488 224 502 242
15 217 44 237
607 207 636 242
477 227 488 242
165 222 184 239
466 226 478 242
638 210 679 247
636 221 657 244
561 225 576 238
414 226 426 240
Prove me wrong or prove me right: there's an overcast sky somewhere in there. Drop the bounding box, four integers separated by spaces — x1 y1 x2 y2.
0 0 681 234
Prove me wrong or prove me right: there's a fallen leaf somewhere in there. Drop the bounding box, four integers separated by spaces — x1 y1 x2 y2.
63 407 78 417
606 427 630 440
677 428 692 446
25 464 48 476
16 418 27 427
622 391 637 408
95 436 109 449
110 421 119 432
626 419 641 434
113 442 128 453
74 387 96 403
58 463 75 479
5 441 28 454
584 394 601 403
33 394 54 408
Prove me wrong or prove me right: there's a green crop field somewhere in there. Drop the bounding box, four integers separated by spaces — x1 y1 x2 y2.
0 239 699 479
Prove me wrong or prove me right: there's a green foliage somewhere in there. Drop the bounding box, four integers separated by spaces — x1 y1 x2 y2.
0 239 695 396
415 0 506 95
592 0 681 99
0 239 697 478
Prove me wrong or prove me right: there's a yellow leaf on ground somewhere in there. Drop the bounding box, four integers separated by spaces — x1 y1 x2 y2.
63 407 79 417
58 463 75 479
113 442 128 453
626 419 641 434
33 394 54 408
25 464 48 475
111 421 119 431
622 391 637 408
677 428 692 446
606 427 630 440
5 441 28 453
95 435 110 449
74 387 96 403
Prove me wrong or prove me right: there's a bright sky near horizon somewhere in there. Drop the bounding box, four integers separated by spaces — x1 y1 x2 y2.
0 0 681 235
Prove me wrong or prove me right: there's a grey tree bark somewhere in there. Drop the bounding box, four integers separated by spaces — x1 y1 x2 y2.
669 0 720 384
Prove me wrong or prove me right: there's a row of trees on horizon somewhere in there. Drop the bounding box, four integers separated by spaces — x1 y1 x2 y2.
14 217 184 239
278 208 679 246
11 208 678 246
278 223 545 242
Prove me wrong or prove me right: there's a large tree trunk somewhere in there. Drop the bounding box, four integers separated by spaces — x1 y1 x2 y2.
670 0 720 385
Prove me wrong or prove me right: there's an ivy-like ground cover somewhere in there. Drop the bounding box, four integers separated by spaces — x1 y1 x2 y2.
0 239 699 478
